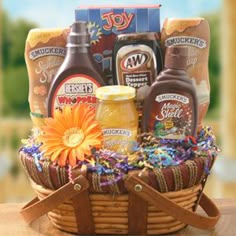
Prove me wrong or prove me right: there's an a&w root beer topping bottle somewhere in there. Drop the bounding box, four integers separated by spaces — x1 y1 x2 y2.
113 33 163 116
47 21 106 117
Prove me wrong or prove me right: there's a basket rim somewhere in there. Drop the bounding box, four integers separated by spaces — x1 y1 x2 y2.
20 150 214 194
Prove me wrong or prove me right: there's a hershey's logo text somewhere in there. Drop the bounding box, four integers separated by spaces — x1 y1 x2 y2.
65 83 93 94
165 36 207 49
102 11 134 31
122 52 149 71
30 47 66 60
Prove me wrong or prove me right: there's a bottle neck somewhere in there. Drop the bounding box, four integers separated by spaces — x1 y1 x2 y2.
164 66 186 73
157 67 192 85
66 46 90 54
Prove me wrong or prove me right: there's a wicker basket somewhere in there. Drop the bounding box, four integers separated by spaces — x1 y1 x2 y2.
20 152 220 235
31 180 202 235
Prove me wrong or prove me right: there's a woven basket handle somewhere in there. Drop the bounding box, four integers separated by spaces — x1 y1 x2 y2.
125 175 220 230
21 176 90 223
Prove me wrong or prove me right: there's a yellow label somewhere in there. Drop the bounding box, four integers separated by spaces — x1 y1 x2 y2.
102 128 137 154
164 120 174 129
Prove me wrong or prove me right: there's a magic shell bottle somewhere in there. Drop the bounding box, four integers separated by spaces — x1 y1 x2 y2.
142 46 198 139
47 21 106 117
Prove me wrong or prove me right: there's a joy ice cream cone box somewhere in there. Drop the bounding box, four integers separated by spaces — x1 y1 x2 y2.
75 5 161 83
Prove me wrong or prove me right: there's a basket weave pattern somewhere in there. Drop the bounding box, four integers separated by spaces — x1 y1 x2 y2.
19 147 219 235
32 180 202 235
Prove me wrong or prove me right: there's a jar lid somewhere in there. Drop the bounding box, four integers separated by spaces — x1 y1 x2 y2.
96 85 136 101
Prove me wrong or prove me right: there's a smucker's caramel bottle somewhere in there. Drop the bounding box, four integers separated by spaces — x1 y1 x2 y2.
161 18 210 129
25 28 69 126
113 33 163 116
47 21 106 117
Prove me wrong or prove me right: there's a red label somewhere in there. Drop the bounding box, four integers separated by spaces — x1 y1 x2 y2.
51 74 100 116
149 93 193 139
102 11 134 31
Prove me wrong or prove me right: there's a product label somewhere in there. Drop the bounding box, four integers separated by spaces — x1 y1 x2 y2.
102 11 135 31
51 74 100 115
165 36 207 49
116 45 157 112
103 129 132 137
117 46 156 89
30 47 66 60
35 57 63 84
121 51 150 71
149 93 193 139
27 47 66 118
75 7 161 84
102 128 137 154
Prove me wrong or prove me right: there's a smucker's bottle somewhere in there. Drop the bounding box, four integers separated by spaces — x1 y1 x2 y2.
47 21 106 117
161 18 210 129
113 33 163 116
25 28 69 126
142 46 198 139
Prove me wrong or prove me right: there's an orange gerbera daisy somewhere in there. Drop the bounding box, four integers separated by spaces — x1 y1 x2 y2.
38 104 103 167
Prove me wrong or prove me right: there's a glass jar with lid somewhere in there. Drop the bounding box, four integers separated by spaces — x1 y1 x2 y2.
95 85 138 154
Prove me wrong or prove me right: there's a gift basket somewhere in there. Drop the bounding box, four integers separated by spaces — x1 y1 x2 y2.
20 5 220 235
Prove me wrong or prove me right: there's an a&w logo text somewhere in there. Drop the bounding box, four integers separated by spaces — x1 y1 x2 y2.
121 52 149 71
165 36 207 49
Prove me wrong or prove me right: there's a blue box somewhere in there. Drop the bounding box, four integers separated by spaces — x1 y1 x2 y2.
75 5 161 83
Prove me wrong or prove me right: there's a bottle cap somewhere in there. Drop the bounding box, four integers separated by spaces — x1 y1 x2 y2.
164 46 188 70
67 21 90 47
96 85 136 101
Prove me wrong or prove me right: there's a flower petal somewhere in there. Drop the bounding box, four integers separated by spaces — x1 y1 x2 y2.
80 142 92 156
83 138 102 147
75 104 90 128
81 111 96 131
64 106 74 128
84 123 101 136
69 149 77 166
58 149 69 167
76 148 85 161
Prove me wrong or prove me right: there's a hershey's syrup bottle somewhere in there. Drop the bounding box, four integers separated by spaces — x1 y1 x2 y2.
142 46 198 139
47 21 106 117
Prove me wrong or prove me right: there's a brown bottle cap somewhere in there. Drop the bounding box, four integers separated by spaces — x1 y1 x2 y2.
164 46 188 70
67 21 90 47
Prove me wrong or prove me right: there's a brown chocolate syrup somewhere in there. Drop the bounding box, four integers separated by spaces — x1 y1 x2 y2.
47 21 106 117
142 46 198 139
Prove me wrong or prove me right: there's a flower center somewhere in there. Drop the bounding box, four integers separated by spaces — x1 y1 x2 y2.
63 128 84 148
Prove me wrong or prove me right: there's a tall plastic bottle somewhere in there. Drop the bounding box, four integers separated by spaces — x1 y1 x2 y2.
142 46 198 139
47 21 106 117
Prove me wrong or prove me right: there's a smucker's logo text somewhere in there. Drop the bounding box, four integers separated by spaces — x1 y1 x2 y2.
156 93 189 104
30 47 66 60
102 11 134 31
165 36 207 49
103 129 132 137
121 51 150 71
